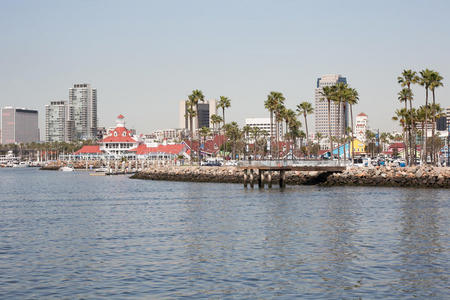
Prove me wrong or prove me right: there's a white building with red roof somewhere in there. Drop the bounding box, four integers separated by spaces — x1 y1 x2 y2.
99 114 139 157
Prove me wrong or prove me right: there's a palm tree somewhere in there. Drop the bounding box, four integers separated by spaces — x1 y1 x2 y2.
398 70 419 110
217 96 231 129
429 71 444 157
296 101 314 157
333 82 348 161
274 103 286 158
242 125 252 159
418 69 433 163
398 88 413 165
345 87 359 162
223 122 241 160
210 114 222 136
264 91 285 159
319 85 337 157
315 132 324 151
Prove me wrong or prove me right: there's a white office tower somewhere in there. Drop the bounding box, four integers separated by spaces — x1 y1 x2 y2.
314 74 348 141
244 118 280 140
69 83 97 140
178 99 217 135
45 101 74 142
355 112 368 142
1 107 39 144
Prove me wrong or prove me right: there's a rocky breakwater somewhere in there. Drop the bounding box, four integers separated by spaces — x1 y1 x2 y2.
323 166 450 188
131 166 244 183
130 166 336 185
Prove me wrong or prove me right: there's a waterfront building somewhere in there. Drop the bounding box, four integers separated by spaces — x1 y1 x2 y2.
355 113 368 142
1 107 39 144
178 99 217 135
153 128 184 142
244 118 280 141
69 83 97 140
314 74 348 143
99 115 139 157
45 101 74 142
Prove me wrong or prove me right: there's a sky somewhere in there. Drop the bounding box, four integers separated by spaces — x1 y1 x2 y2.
1 0 449 137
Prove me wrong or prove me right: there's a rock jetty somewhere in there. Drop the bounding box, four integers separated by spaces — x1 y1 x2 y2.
324 166 450 188
131 165 450 188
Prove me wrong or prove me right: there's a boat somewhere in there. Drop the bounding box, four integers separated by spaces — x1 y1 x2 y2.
94 167 108 173
59 166 74 172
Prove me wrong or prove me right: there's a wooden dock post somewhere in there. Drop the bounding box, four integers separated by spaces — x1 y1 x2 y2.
267 171 272 188
249 169 254 188
243 169 248 188
258 169 263 188
279 170 286 188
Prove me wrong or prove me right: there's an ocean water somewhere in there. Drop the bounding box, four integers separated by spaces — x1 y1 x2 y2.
0 168 449 299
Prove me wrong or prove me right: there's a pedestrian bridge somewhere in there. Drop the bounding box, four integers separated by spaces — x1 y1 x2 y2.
237 160 348 188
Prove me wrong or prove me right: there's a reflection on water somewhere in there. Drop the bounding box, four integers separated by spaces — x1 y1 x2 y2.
0 168 448 299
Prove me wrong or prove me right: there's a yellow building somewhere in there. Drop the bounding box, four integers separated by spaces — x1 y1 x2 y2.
351 138 365 153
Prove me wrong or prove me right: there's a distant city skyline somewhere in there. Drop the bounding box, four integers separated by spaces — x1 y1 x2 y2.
1 1 449 137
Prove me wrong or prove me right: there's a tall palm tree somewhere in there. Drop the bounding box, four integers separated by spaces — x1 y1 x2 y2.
429 71 444 155
296 101 314 157
398 88 413 165
398 69 419 110
319 85 337 157
418 69 433 163
264 91 285 159
275 103 287 158
345 87 359 162
333 82 348 161
217 96 231 129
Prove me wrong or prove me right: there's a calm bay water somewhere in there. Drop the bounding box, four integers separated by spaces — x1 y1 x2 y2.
0 168 449 299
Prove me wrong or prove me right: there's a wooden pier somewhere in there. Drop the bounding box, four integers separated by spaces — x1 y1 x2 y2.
239 163 346 188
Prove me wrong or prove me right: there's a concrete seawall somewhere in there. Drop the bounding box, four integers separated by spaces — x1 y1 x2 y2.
130 165 450 188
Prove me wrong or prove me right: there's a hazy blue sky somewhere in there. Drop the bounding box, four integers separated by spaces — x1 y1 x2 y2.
1 0 449 136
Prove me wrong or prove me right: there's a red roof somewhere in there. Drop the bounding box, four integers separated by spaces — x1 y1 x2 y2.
74 145 102 155
184 135 225 154
101 127 137 143
129 143 187 155
117 114 124 119
357 112 367 117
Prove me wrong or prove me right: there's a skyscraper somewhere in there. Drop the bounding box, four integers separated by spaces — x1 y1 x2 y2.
45 101 74 142
69 83 97 140
1 107 39 144
178 99 217 135
314 74 348 142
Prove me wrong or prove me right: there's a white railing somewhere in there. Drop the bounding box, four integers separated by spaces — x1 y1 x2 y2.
238 159 350 168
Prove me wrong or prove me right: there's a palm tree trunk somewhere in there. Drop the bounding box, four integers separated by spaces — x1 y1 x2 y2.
304 113 309 158
337 101 341 162
424 89 429 164
270 111 273 159
432 89 436 165
404 100 410 166
328 100 332 157
350 105 355 163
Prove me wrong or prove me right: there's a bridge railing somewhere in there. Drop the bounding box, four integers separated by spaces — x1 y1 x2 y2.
237 159 350 168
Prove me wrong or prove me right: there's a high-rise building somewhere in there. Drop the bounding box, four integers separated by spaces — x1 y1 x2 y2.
314 74 348 141
45 101 74 142
69 83 97 140
355 112 368 142
178 99 217 135
1 107 39 144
